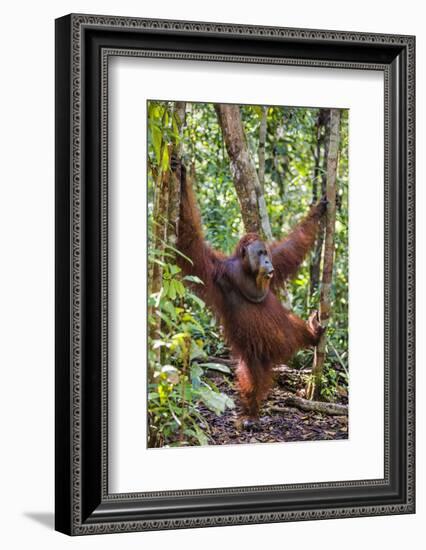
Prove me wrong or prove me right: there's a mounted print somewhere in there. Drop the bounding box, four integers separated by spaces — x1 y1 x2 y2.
55 14 415 536
147 101 349 448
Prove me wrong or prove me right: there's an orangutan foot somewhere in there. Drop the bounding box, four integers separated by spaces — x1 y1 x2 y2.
308 310 325 343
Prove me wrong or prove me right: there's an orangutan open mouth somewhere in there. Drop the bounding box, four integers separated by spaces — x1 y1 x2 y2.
263 271 274 280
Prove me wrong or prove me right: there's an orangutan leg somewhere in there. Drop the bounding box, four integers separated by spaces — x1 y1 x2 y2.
235 359 274 429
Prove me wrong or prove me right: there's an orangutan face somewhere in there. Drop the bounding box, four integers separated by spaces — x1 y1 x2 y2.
246 240 274 283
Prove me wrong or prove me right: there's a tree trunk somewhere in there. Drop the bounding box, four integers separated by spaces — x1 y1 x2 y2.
167 101 186 247
215 103 273 240
273 112 290 235
150 147 170 300
258 105 267 190
149 102 186 362
310 109 330 297
307 108 341 401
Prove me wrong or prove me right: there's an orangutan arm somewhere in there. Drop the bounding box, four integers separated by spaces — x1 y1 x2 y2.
269 197 327 288
172 158 224 302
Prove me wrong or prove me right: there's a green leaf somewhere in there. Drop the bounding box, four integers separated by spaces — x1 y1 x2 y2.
168 403 181 426
190 341 206 361
190 364 203 389
168 280 176 300
162 300 177 321
192 427 209 446
148 392 159 401
152 339 170 350
151 125 163 164
183 275 204 285
198 387 235 415
187 292 205 309
198 362 231 374
156 310 174 328
174 280 186 297
161 145 170 172
169 264 181 275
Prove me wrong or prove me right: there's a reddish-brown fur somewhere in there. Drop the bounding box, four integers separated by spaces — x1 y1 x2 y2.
174 160 325 420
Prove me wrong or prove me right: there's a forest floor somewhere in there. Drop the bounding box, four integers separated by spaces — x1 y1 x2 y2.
200 365 348 446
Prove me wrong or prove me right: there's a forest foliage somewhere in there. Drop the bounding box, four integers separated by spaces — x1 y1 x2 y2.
147 101 349 447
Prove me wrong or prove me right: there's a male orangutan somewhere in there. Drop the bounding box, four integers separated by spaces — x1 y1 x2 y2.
172 158 327 426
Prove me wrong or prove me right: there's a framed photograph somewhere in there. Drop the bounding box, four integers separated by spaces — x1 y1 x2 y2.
55 14 415 535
